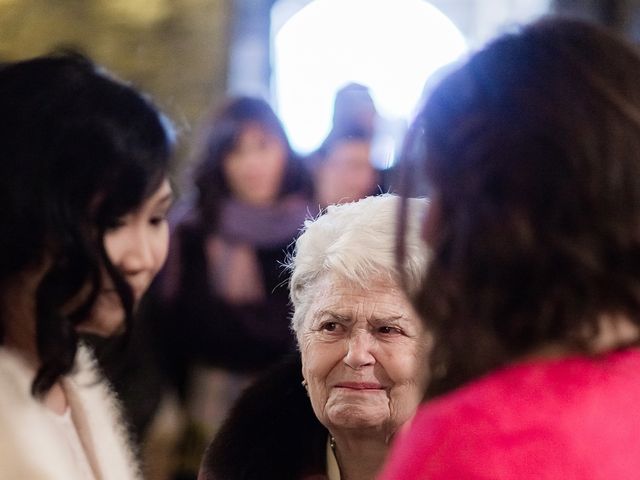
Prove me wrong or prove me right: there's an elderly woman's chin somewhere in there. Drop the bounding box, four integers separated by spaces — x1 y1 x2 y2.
322 378 425 436
324 394 399 431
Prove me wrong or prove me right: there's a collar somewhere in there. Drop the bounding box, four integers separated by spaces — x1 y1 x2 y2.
326 435 341 480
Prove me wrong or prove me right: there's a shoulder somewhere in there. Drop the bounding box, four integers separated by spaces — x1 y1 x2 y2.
0 347 35 406
379 363 554 479
0 348 39 441
381 350 640 479
0 348 80 479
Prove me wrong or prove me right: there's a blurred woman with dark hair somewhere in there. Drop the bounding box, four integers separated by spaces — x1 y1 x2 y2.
380 17 640 479
150 95 314 478
0 52 174 479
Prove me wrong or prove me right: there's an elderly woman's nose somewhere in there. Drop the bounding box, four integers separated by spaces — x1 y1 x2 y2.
343 332 376 369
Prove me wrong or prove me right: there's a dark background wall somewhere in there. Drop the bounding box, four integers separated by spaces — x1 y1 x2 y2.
0 0 231 186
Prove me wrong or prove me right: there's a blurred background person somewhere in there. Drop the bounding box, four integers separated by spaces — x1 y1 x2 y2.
199 194 430 480
147 96 313 480
381 17 640 479
306 82 409 210
331 82 407 175
331 82 377 138
308 126 380 209
0 52 174 480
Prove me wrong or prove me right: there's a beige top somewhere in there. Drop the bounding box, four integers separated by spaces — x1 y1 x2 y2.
326 437 341 480
0 345 141 480
47 408 97 480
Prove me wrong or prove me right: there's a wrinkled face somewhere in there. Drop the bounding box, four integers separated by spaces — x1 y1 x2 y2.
299 274 430 438
223 124 287 206
317 139 377 207
76 178 173 336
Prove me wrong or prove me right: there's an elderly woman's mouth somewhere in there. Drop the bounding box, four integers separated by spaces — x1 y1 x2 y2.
334 382 385 390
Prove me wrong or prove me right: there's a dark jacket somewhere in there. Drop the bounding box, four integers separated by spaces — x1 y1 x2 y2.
200 354 330 480
148 216 298 400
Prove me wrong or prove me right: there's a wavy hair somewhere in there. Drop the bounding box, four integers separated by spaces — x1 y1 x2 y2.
405 17 640 396
191 96 313 231
0 52 174 397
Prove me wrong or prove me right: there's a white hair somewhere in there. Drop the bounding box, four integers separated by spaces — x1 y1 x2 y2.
287 194 429 340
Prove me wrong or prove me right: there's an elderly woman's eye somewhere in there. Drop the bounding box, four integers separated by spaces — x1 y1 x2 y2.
378 326 403 335
321 322 339 332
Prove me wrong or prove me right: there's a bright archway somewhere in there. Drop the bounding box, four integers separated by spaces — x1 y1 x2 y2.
272 0 468 157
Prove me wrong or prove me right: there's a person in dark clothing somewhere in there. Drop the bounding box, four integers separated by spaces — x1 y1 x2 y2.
148 95 314 479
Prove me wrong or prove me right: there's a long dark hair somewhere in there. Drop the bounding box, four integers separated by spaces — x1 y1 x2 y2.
404 18 640 397
0 52 174 396
191 95 312 231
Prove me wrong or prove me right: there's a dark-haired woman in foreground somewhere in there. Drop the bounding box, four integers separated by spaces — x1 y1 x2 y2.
0 53 174 479
380 18 640 479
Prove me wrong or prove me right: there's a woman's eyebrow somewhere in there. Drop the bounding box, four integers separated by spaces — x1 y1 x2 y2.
155 191 175 208
313 310 352 323
368 314 407 324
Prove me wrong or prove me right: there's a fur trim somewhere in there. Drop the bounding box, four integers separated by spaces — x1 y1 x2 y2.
201 353 328 480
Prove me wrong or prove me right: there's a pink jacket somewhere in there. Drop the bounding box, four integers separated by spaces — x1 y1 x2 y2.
379 348 640 479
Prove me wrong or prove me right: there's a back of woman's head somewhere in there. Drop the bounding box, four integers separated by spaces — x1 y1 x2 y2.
411 17 640 395
192 96 311 225
0 52 174 395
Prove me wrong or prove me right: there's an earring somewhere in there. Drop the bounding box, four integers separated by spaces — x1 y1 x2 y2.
301 379 308 389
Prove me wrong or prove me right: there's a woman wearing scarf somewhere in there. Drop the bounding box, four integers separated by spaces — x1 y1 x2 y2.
153 96 314 479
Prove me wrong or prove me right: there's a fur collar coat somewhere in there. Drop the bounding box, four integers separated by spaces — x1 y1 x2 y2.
0 345 141 480
200 353 330 480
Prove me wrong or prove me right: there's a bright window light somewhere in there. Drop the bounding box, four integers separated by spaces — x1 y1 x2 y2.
273 0 467 155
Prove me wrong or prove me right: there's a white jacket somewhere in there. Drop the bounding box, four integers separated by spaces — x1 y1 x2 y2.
0 345 141 480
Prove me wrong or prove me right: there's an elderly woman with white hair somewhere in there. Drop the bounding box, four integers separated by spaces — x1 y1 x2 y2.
198 194 431 480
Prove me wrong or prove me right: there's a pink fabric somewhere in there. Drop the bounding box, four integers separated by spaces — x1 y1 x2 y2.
379 348 640 479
